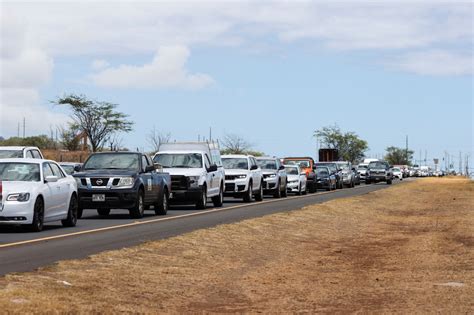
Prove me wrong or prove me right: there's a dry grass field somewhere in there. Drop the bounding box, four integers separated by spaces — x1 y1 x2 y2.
0 178 472 313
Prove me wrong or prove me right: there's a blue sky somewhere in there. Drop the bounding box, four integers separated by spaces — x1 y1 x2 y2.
1 1 472 168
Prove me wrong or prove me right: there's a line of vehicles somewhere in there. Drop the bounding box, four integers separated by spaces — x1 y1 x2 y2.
0 144 402 232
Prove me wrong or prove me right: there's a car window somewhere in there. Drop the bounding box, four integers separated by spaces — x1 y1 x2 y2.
49 163 65 178
32 150 42 159
141 155 149 171
204 154 211 169
222 158 248 170
43 163 54 178
26 150 34 158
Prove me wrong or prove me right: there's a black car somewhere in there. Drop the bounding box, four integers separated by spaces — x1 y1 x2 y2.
73 152 172 219
314 162 343 189
315 166 337 191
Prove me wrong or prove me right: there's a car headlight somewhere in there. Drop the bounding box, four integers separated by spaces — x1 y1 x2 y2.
289 180 298 183
188 176 201 188
266 174 277 178
117 177 135 187
7 193 30 202
235 174 247 179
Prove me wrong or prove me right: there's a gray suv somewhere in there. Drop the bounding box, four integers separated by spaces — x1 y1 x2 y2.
335 161 355 188
256 157 288 198
366 161 393 185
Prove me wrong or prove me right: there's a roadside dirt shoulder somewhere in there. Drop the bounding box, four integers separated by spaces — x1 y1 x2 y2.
0 178 472 313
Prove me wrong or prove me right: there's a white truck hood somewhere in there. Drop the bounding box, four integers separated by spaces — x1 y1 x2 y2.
225 169 250 176
162 168 205 177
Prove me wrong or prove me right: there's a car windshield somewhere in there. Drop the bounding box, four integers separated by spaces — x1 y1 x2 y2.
316 168 329 176
0 162 40 182
222 158 248 170
84 154 140 170
393 168 401 172
337 163 350 170
284 160 310 168
368 162 387 169
61 165 75 175
316 163 336 172
257 159 277 170
154 153 203 168
285 167 299 175
0 150 23 158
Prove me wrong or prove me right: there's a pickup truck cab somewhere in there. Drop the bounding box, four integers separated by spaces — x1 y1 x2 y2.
282 157 317 193
153 142 224 210
256 157 287 198
0 146 44 159
222 154 264 202
73 152 171 219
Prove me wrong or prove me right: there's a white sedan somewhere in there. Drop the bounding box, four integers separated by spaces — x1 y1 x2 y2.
285 165 307 195
0 159 78 231
392 167 403 180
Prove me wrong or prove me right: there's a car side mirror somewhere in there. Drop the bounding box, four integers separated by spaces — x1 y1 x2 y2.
352 168 356 171
145 165 155 173
45 175 58 183
279 165 285 170
154 163 163 172
208 164 218 172
250 165 258 170
389 165 394 169
74 165 81 172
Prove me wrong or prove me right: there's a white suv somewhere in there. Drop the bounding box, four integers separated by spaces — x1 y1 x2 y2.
0 146 44 159
222 155 263 202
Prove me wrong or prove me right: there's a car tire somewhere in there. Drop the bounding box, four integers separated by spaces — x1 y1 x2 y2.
297 185 302 195
281 182 288 198
243 182 253 202
97 208 110 216
62 194 78 227
29 197 44 232
387 179 393 185
155 189 169 215
254 181 264 201
309 183 317 194
273 181 281 198
212 185 224 207
196 186 207 210
130 190 145 219
366 179 371 184
77 207 84 219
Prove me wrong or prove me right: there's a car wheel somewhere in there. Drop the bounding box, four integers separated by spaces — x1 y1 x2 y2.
196 186 207 210
366 179 371 184
155 189 169 215
243 182 253 202
273 181 281 198
281 182 288 198
254 181 264 201
77 207 84 219
212 185 224 207
309 183 317 194
97 208 110 216
387 179 393 185
62 194 78 227
29 197 44 232
130 190 145 218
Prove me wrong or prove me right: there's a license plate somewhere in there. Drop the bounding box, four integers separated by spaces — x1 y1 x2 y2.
92 194 105 202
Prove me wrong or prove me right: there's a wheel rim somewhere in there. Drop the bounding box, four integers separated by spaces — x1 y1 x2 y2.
139 194 144 214
70 196 78 224
163 193 168 210
35 200 44 229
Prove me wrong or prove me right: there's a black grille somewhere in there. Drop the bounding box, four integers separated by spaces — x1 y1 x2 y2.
171 175 188 190
90 178 109 186
225 175 237 180
80 179 87 186
225 183 235 192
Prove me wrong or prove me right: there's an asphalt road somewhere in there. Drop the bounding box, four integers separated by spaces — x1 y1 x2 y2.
0 181 407 276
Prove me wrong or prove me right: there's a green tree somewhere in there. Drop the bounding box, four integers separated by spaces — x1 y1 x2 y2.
0 135 56 149
314 124 368 163
59 125 81 151
220 134 264 156
385 146 414 166
55 94 133 152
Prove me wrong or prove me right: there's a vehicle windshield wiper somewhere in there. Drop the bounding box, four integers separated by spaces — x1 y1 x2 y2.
172 165 191 168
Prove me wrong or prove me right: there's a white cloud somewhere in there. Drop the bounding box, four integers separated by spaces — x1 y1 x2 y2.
91 59 109 71
91 46 214 89
390 50 473 76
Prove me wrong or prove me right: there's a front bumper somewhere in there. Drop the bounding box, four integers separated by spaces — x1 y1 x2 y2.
78 188 138 209
263 177 278 192
368 175 388 181
170 187 203 203
0 200 34 224
286 181 299 192
316 179 331 189
224 179 248 195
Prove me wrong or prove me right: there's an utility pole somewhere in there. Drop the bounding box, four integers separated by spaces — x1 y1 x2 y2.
459 151 462 175
405 135 409 165
209 127 212 142
22 117 25 138
17 122 20 137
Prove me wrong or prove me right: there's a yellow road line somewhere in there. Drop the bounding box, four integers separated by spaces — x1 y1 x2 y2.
0 185 369 249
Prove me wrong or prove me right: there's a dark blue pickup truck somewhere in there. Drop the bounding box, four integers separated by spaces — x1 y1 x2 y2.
73 152 171 219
